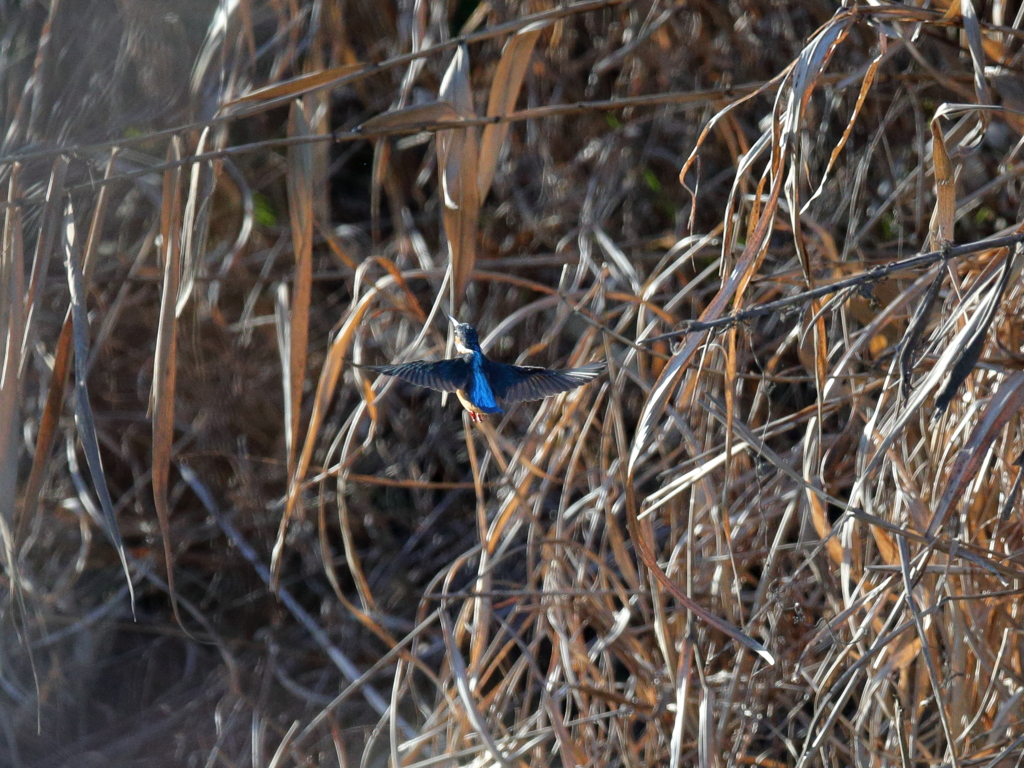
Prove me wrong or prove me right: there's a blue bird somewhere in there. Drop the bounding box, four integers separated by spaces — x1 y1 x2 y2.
362 316 606 422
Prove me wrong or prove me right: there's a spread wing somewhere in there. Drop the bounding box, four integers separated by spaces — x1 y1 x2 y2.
484 360 606 403
360 359 469 393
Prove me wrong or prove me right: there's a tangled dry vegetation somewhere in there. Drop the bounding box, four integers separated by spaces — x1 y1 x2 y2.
3 0 1024 766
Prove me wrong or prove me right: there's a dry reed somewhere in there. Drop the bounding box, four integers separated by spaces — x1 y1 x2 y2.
2 1 1024 766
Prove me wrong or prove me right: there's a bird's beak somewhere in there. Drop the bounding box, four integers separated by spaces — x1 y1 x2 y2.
447 314 458 326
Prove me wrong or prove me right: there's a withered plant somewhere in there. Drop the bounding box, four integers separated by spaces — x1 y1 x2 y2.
2 1 1023 766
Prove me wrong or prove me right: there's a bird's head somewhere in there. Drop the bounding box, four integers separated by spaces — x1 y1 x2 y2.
448 315 481 354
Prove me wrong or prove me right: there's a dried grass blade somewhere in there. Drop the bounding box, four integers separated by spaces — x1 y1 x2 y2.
478 21 547 200
63 206 134 607
630 173 784 473
82 151 118 283
23 153 118 546
669 637 694 768
803 301 828 449
189 0 240 111
959 0 993 136
21 156 68 369
226 63 362 107
152 138 184 626
369 137 388 246
1000 451 1024 521
267 104 316 589
491 610 587 768
678 72 790 186
400 0 429 100
786 16 852 130
6 0 57 145
782 15 852 285
447 126 479 309
624 489 774 664
722 326 738 498
207 157 254 311
594 228 640 293
439 609 514 768
177 128 213 316
286 102 314 480
860 246 1018 479
438 45 480 309
0 166 26 589
896 537 962 768
267 721 300 768
805 49 882 209
273 288 382 585
224 0 626 119
898 265 944 400
358 102 463 135
927 371 1024 537
928 117 956 249
332 486 379 614
698 688 716 768
19 314 72 548
462 413 492 677
0 167 22 342
803 437 846 567
933 245 1016 414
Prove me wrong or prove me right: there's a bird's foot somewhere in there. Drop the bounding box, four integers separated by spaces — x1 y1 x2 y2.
469 412 485 423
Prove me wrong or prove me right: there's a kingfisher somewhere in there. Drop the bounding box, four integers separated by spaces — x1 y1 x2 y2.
361 316 606 422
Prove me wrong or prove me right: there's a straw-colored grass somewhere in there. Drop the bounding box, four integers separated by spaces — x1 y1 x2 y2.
2 1 1024 766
